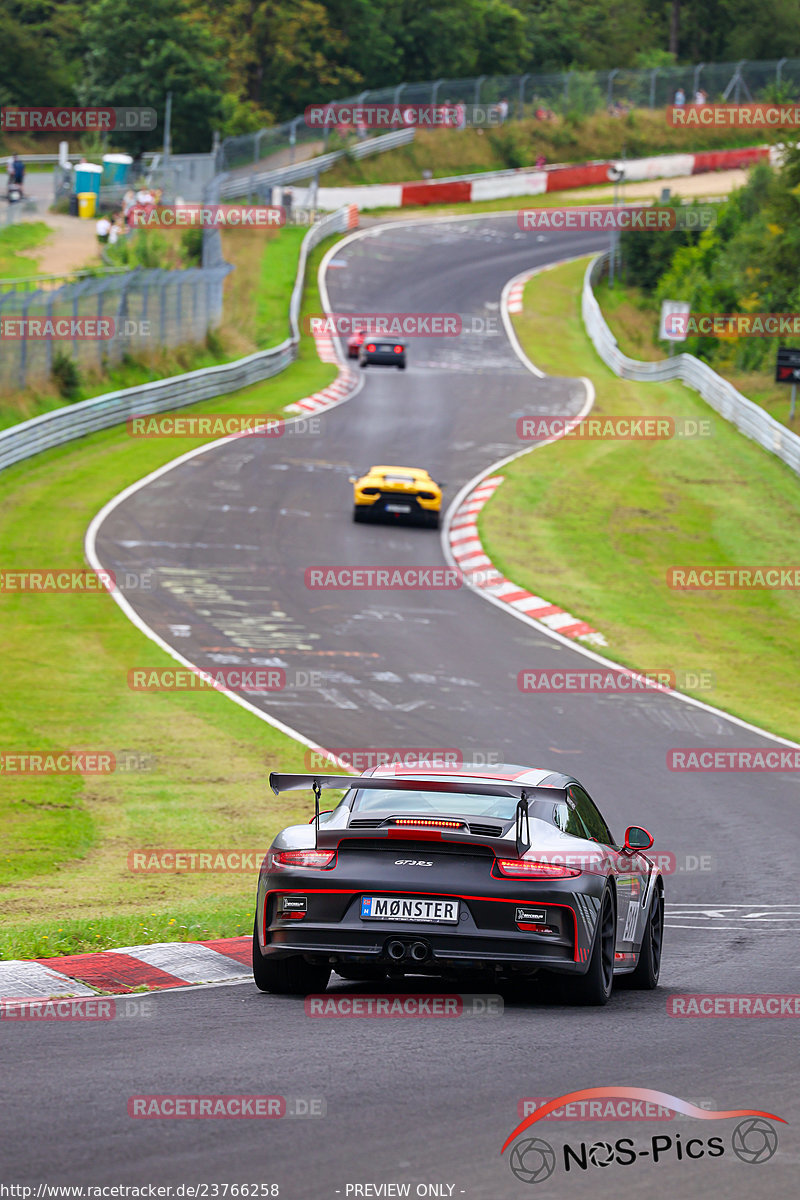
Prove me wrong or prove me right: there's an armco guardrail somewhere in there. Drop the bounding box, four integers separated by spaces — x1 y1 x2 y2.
219 128 415 200
583 253 800 478
0 206 353 474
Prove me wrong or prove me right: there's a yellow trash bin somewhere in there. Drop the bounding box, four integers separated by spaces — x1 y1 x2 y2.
77 192 97 219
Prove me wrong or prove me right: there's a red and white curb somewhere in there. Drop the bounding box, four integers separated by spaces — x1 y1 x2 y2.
443 258 606 647
0 938 252 1001
449 476 605 645
506 280 526 314
285 332 360 416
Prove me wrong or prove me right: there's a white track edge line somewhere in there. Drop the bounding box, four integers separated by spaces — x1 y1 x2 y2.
85 227 369 769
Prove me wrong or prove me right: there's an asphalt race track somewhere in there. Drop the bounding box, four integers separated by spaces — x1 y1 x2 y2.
4 216 797 1198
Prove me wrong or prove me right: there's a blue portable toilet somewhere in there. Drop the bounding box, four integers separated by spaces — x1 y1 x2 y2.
73 163 103 195
102 154 133 186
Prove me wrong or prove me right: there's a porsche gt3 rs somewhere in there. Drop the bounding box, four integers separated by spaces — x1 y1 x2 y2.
253 764 664 1006
349 465 442 528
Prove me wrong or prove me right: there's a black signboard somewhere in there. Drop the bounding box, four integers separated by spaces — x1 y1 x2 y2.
775 347 800 383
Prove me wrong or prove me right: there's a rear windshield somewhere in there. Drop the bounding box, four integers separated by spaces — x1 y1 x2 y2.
382 474 416 485
349 788 516 821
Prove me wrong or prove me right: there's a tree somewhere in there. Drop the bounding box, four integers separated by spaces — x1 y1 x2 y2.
79 0 225 153
0 1 81 110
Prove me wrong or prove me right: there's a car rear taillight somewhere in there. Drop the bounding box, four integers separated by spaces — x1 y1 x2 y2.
366 344 376 352
271 850 336 870
494 858 581 879
393 345 403 354
418 491 436 500
360 487 379 495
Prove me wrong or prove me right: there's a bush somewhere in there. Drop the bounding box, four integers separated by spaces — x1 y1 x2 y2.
488 126 532 169
180 226 203 265
51 352 81 400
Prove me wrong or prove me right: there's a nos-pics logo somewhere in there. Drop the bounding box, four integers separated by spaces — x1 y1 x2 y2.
502 1087 783 1183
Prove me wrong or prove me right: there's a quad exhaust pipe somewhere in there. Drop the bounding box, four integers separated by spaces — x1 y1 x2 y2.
386 939 430 964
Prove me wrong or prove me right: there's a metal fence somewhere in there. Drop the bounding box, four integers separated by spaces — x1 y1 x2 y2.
583 254 800 478
218 58 800 172
0 207 353 473
218 128 415 201
0 263 231 392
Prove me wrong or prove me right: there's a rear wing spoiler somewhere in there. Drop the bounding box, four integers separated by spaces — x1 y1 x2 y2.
269 772 566 856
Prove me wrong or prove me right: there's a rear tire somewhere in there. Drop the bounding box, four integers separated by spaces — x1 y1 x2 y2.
570 888 616 1006
353 507 367 523
398 362 406 370
622 884 664 990
252 920 331 995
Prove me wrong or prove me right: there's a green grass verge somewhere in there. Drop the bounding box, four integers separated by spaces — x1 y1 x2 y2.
0 235 342 961
595 276 800 433
0 222 52 278
479 256 800 741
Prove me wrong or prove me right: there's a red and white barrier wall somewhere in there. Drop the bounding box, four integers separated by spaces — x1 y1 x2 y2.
292 144 774 211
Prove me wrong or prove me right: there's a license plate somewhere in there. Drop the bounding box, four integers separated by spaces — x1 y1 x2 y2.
361 896 459 924
385 503 411 513
379 344 393 352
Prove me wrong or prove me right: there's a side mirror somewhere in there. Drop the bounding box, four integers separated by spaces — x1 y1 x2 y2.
348 476 357 484
623 825 654 854
308 809 333 824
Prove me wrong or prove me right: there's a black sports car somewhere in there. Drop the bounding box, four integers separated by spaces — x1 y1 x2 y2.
359 338 406 368
253 764 664 1005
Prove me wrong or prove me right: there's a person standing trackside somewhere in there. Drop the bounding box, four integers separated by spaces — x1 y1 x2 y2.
674 87 686 107
96 214 111 243
12 154 25 194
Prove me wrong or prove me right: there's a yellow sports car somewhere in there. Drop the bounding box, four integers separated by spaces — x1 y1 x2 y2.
349 465 442 529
